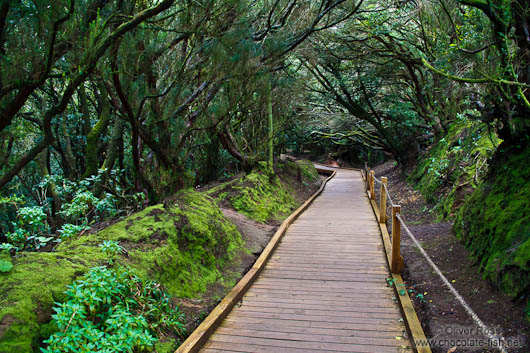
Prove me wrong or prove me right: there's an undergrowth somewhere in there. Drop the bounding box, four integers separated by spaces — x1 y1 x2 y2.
0 159 318 350
409 112 500 219
0 189 242 351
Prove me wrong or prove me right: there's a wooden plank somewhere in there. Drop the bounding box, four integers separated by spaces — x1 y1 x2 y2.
222 315 405 331
220 320 403 338
263 267 389 276
259 273 389 282
252 278 391 289
261 268 388 276
231 306 401 320
239 301 400 314
228 310 404 325
270 246 384 253
207 334 411 353
245 289 396 302
263 255 387 263
267 255 387 262
215 327 404 347
202 341 332 353
265 263 389 272
243 288 397 307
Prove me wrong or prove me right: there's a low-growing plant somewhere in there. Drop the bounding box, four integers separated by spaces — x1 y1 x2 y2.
59 191 117 225
41 266 186 353
100 240 124 264
57 224 90 240
0 169 139 252
5 206 52 251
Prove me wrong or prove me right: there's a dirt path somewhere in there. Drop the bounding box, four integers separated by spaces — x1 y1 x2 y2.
373 161 529 353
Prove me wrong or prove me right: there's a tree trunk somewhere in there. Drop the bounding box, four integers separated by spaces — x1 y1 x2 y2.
94 118 124 197
82 84 111 178
218 126 255 172
37 148 61 227
60 115 77 179
266 76 274 173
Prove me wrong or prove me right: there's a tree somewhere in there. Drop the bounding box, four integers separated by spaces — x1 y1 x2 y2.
426 0 530 144
0 0 175 189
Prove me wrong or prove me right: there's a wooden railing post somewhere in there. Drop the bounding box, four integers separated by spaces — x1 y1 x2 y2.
369 170 375 200
391 205 404 274
365 163 369 190
380 177 387 223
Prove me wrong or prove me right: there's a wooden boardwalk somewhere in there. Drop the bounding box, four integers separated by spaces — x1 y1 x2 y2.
199 169 412 353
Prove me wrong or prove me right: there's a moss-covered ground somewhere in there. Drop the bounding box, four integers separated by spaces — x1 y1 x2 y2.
0 160 320 351
209 160 319 223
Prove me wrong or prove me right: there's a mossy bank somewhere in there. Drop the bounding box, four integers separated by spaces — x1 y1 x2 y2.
454 143 530 306
0 160 321 352
209 160 320 223
410 117 529 319
0 189 243 352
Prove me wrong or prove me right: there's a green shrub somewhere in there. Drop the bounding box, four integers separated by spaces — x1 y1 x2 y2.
57 224 89 240
6 206 51 251
41 266 185 353
409 114 500 218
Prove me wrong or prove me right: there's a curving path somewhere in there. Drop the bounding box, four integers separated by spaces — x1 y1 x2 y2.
199 169 412 353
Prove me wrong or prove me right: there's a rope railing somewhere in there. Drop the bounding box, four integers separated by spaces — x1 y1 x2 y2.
395 215 508 352
363 165 508 353
383 182 394 207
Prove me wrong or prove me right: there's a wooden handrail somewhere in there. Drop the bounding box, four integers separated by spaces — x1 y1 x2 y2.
391 205 404 274
380 177 387 223
363 167 402 274
369 170 375 200
362 165 431 353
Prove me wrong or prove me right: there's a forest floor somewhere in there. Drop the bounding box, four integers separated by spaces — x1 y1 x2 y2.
373 161 529 353
174 169 325 337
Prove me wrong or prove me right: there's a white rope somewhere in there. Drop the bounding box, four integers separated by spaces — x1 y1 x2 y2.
383 183 395 207
395 214 508 353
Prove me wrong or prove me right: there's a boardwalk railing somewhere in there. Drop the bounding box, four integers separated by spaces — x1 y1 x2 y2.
362 163 432 353
363 164 404 274
364 163 510 353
